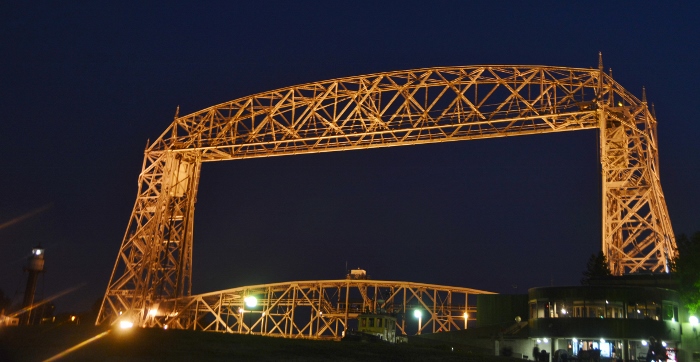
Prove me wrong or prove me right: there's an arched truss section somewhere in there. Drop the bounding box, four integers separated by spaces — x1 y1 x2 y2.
98 64 676 326
144 280 494 338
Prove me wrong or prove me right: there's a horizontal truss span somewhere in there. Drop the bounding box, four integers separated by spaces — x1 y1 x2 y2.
143 280 495 339
155 66 605 160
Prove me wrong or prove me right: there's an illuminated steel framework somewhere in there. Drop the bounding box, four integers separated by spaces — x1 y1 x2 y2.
148 280 492 338
98 60 677 326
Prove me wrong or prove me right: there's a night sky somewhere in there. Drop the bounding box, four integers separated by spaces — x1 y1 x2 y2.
2 2 699 314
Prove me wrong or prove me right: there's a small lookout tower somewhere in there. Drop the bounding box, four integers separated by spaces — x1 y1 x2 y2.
22 246 45 325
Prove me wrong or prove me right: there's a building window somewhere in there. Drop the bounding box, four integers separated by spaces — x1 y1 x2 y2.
555 300 568 317
662 303 679 321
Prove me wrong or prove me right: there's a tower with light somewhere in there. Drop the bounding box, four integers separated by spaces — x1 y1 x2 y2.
22 246 45 325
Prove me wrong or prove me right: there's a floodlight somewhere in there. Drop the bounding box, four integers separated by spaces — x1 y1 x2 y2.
413 309 423 335
245 296 257 308
119 320 134 329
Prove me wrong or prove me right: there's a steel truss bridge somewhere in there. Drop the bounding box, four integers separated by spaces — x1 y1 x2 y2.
148 280 493 339
99 56 677 331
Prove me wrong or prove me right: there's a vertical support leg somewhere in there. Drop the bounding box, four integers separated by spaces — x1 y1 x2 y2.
97 151 201 325
600 102 676 274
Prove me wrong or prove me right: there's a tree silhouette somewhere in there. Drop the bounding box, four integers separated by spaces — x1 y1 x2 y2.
672 232 700 315
581 251 612 285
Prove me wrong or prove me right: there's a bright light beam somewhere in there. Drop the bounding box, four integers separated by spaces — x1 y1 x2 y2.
9 283 86 319
0 203 52 231
42 330 111 362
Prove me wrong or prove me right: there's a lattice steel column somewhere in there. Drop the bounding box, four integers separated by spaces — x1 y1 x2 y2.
599 79 676 274
98 150 201 325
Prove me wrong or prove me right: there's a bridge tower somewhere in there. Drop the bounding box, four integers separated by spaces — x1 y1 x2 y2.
597 57 675 275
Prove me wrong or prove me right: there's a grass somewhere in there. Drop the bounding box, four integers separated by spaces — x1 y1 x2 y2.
1 325 510 362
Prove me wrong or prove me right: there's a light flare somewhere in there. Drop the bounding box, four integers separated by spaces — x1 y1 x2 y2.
0 204 52 231
42 330 111 362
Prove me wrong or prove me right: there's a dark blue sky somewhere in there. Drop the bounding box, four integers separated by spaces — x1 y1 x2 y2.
1 1 699 314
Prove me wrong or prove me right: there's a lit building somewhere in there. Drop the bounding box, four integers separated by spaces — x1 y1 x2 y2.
473 276 700 362
528 285 680 362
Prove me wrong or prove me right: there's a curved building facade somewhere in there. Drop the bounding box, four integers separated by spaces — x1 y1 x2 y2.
528 286 681 361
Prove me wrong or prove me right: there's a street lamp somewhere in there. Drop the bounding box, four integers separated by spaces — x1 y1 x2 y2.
244 296 257 334
463 312 468 329
414 309 422 335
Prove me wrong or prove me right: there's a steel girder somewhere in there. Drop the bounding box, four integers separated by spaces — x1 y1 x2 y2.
142 280 493 339
98 64 676 326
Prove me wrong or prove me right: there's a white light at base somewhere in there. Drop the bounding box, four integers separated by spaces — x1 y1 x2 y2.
543 338 548 343
414 309 423 335
690 316 699 326
244 296 257 308
642 340 648 346
119 320 134 329
600 339 605 344
661 341 667 347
